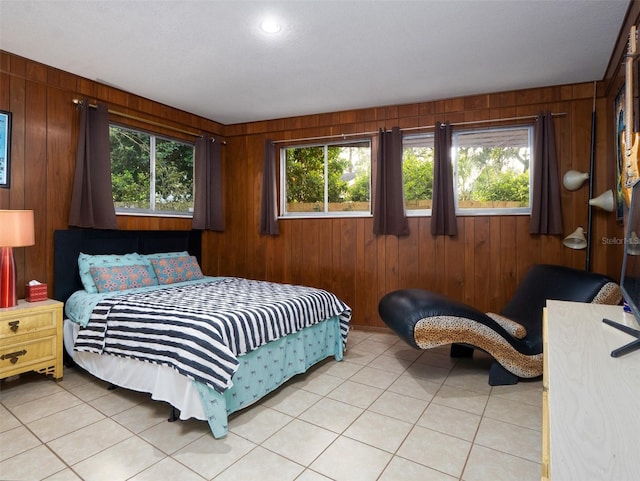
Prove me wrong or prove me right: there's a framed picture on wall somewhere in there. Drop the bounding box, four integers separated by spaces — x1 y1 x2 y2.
0 110 11 188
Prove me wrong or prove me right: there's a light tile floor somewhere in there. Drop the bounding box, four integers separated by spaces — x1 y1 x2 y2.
0 329 543 481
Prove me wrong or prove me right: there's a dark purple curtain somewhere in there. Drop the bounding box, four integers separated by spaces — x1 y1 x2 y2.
259 139 280 235
373 127 409 236
530 111 563 234
192 134 224 231
431 121 457 236
68 100 117 229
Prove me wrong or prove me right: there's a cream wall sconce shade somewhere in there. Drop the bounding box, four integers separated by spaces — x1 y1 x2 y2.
0 210 35 308
588 189 616 212
563 170 590 191
563 227 587 250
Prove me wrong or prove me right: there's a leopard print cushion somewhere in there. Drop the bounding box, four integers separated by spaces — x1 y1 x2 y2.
486 312 527 339
591 282 622 305
414 315 543 378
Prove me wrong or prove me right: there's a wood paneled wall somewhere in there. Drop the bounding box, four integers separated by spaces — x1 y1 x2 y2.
0 51 223 298
0 49 626 327
218 85 623 327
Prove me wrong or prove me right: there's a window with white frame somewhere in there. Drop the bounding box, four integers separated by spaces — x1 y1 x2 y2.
453 126 532 214
401 125 532 216
280 139 371 217
403 133 434 214
109 125 195 216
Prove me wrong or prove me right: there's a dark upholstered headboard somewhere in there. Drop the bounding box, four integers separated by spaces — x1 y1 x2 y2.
54 229 202 304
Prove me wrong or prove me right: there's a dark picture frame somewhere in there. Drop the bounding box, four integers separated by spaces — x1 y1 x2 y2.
0 110 11 188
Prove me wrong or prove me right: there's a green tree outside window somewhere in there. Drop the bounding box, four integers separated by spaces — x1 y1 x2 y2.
110 125 194 214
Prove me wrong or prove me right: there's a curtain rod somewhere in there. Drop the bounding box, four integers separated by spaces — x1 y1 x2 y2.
72 98 210 139
272 112 566 144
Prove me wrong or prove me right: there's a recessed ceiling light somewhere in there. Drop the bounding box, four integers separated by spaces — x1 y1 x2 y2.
260 19 281 34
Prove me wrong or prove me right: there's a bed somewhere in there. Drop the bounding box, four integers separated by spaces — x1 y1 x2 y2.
54 229 351 438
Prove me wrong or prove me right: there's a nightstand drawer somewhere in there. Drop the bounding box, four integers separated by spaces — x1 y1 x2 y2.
0 299 64 380
0 310 57 337
0 335 57 376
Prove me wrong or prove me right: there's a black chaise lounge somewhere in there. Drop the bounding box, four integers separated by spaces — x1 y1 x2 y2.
378 264 622 385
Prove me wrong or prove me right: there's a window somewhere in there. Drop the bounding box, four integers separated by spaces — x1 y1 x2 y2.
280 140 371 217
454 126 532 214
401 125 532 216
110 125 195 216
403 133 434 214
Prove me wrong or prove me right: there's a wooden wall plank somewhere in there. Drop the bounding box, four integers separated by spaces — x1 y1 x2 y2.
463 217 475 306
416 217 434 291
489 216 502 313
23 81 47 294
499 216 518 303
337 218 356 311
474 217 491 309
444 218 465 300
9 74 25 208
398 218 420 288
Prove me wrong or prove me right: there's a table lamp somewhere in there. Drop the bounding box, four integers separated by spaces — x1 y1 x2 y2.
0 210 35 308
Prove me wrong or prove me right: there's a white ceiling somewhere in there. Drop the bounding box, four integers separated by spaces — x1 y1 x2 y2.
0 0 631 125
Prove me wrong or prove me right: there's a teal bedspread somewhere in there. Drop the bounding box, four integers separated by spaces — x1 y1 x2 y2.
195 315 344 438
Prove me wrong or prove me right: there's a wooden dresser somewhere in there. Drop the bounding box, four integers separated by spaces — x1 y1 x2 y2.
0 299 64 380
543 300 640 480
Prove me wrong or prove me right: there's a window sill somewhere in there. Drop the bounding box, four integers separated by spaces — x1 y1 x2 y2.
279 213 373 220
116 211 193 219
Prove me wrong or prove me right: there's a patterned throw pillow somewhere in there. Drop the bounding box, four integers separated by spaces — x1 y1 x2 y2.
78 252 150 293
150 255 204 285
90 264 158 293
142 251 189 283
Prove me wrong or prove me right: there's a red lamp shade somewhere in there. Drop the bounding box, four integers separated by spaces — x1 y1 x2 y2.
0 210 35 308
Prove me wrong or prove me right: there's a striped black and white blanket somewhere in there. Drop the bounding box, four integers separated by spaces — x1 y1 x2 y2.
74 277 351 393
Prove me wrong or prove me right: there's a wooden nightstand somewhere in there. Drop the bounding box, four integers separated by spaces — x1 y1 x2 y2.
0 299 64 381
